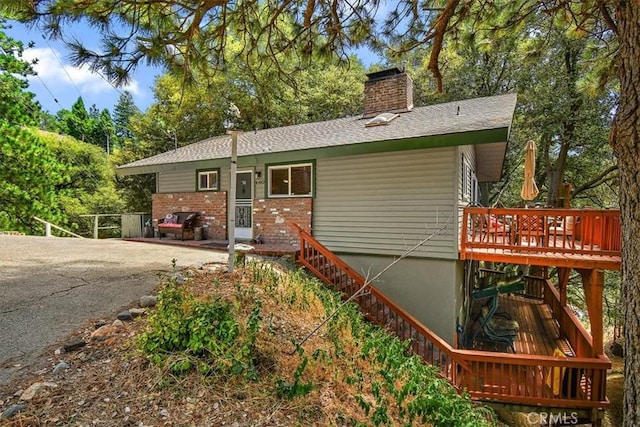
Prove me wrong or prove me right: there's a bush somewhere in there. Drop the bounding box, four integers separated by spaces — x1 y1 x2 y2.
138 284 261 378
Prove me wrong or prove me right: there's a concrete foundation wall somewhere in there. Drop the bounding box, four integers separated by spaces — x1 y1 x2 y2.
339 253 460 345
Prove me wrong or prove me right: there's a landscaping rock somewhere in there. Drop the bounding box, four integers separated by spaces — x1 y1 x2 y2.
112 319 124 328
63 339 86 352
1 403 27 420
139 295 157 307
20 382 57 401
91 325 118 340
129 308 146 317
117 310 133 321
52 361 69 375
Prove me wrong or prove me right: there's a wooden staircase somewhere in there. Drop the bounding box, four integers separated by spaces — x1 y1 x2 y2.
292 224 471 388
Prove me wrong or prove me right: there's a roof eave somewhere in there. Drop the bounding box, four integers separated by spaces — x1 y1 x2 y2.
116 126 511 177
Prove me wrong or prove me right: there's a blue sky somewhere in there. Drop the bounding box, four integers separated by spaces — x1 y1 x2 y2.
7 20 162 114
6 20 383 115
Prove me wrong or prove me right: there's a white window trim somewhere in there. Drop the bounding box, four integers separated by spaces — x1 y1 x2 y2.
267 163 313 197
461 156 474 202
198 170 219 191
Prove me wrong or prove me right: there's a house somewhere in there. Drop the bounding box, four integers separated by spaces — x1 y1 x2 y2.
118 67 515 343
118 68 620 424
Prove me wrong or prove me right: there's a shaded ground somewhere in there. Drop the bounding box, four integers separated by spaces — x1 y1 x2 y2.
0 235 226 386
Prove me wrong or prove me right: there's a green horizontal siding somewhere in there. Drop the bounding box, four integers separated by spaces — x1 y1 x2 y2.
314 148 458 258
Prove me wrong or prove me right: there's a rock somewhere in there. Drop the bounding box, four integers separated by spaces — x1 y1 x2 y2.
91 325 118 340
54 348 61 356
52 361 69 375
129 308 146 317
174 274 185 285
20 382 57 401
117 310 133 321
94 320 107 329
64 339 86 352
160 408 169 417
112 319 124 328
140 295 157 307
1 403 27 420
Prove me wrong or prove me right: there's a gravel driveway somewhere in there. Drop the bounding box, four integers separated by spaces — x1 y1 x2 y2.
0 235 227 386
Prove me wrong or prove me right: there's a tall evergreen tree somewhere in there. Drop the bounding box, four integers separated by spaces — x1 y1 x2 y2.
113 91 139 141
57 97 91 142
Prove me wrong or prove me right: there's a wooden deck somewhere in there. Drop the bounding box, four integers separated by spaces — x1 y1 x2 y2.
294 223 610 419
462 247 620 270
460 207 621 270
469 294 573 357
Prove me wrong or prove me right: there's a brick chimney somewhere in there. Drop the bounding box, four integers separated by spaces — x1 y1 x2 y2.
363 68 414 119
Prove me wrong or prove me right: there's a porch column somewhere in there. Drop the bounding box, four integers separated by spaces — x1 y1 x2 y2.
578 268 605 357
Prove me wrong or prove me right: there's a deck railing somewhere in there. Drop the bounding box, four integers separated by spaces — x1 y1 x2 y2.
79 214 122 239
456 350 609 408
461 207 621 256
541 278 595 358
294 224 610 410
33 216 84 238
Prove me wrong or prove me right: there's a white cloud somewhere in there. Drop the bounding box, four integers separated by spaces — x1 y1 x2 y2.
23 47 141 97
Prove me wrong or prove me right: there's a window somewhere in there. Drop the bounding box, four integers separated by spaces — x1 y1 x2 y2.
461 156 473 201
197 169 219 191
268 163 313 197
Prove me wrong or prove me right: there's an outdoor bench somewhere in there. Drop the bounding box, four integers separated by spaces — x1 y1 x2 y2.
157 212 200 240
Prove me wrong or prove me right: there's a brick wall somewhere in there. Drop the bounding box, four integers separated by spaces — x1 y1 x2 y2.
152 192 227 239
363 72 414 118
152 193 312 245
253 198 312 246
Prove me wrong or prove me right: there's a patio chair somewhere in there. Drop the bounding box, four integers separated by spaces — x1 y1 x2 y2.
484 214 511 243
548 216 575 248
517 214 546 246
471 214 510 243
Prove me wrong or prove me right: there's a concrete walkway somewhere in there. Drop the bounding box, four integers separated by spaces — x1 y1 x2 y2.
0 236 227 386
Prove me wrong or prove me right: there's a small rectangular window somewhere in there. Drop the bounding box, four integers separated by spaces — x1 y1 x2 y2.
268 163 312 197
197 170 219 191
461 156 473 201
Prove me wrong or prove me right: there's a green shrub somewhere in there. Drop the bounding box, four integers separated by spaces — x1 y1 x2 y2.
138 285 261 378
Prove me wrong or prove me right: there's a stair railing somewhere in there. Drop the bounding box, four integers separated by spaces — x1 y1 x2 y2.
33 216 84 238
292 224 470 388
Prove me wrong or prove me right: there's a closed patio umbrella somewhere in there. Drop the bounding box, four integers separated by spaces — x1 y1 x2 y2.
520 140 539 201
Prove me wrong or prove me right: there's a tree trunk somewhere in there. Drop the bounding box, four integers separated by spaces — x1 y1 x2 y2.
612 4 640 426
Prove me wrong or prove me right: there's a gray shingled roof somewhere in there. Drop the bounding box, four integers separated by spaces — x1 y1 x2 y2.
118 93 517 170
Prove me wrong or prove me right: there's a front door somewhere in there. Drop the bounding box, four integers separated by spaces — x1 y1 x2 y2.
235 171 253 240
